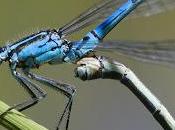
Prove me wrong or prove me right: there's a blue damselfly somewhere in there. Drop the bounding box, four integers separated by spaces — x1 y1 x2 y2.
0 0 175 130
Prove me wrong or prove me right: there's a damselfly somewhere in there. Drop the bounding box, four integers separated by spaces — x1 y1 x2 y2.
0 0 175 130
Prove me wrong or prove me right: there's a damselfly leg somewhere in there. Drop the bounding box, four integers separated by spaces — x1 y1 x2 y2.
0 63 47 116
0 63 75 130
23 69 76 130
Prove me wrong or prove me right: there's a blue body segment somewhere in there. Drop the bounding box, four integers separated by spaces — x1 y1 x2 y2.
5 30 70 68
17 31 68 66
64 32 100 62
0 0 144 68
94 0 143 39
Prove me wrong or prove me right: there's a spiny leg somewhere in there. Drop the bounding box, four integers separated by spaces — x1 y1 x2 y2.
0 63 47 116
23 69 76 130
57 95 73 130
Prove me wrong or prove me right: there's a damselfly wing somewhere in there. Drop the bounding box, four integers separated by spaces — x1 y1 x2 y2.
57 0 175 66
58 0 175 36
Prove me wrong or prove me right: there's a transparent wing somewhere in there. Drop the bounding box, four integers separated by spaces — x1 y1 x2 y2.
58 0 175 36
96 40 175 66
130 0 175 18
58 0 123 36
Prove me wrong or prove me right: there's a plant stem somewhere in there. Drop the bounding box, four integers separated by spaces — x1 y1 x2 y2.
0 100 48 130
117 63 175 130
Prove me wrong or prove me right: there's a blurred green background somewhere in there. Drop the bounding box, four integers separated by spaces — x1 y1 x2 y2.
0 0 175 130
